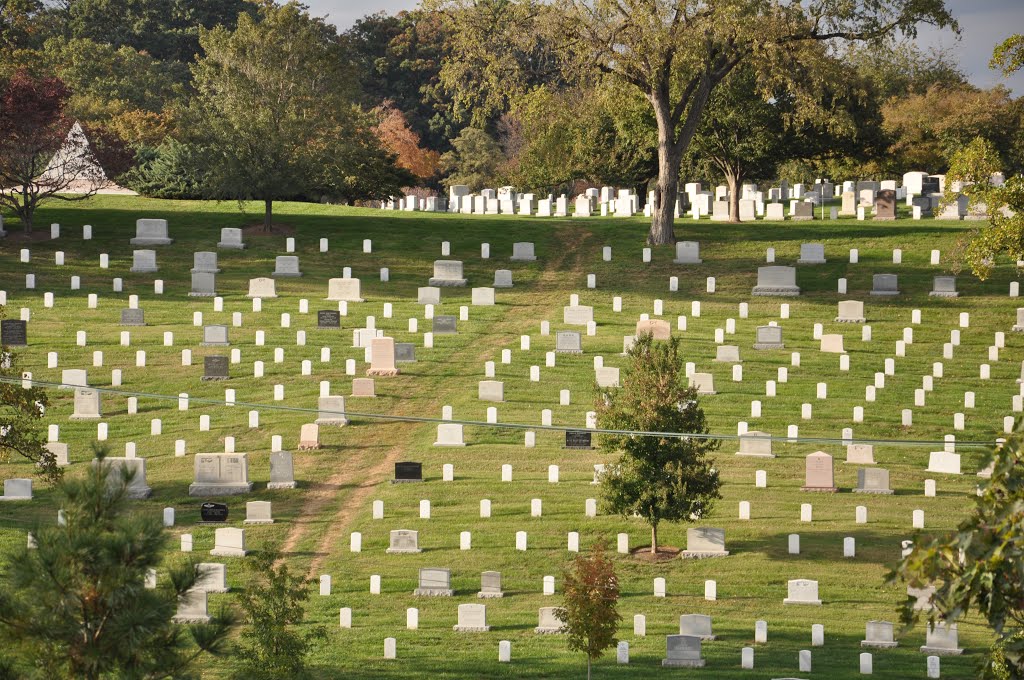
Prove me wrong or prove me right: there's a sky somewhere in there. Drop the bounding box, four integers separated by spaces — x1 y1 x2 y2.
306 0 1024 95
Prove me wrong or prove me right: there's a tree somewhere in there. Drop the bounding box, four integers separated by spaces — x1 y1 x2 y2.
558 541 621 680
0 445 232 678
341 10 456 153
187 2 408 229
596 333 721 554
0 70 105 232
439 126 505 191
0 309 59 484
943 137 1024 279
991 34 1024 76
40 0 254 64
374 101 441 182
237 553 326 679
889 419 1024 679
433 0 955 245
882 84 1021 174
510 82 656 194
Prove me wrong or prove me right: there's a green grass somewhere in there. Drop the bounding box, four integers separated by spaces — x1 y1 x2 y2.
0 194 1019 679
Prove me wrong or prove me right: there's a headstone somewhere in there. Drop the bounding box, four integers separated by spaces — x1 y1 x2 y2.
662 635 705 668
870 274 899 296
201 325 229 347
565 430 592 450
210 527 247 557
188 453 253 496
268 451 296 489
681 527 729 558
479 571 504 598
247 277 276 298
71 388 102 419
453 603 489 632
118 308 146 327
854 468 893 494
272 255 302 277
0 319 27 346
386 529 421 554
874 189 896 220
673 241 702 264
555 331 582 353
414 567 453 596
736 431 774 457
798 243 826 264
679 614 715 640
861 621 898 648
326 278 363 302
367 337 399 376
836 300 866 323
511 242 536 261
244 500 273 525
432 315 457 335
783 579 822 605
930 276 958 298
130 218 172 246
752 266 800 296
202 356 229 381
802 452 837 492
753 325 784 350
394 462 423 483
920 622 963 655
217 227 245 249
429 260 467 286
535 607 564 634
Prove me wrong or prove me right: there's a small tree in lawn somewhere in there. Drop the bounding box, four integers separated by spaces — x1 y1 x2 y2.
558 541 621 680
237 553 326 679
889 418 1024 679
597 332 721 554
0 305 59 484
0 70 106 233
0 444 232 678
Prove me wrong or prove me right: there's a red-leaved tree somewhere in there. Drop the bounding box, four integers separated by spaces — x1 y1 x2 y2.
0 71 107 233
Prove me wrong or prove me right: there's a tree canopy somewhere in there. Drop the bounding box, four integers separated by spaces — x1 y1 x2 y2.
596 333 721 554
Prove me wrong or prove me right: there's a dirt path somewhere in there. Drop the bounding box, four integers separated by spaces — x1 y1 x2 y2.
278 224 596 577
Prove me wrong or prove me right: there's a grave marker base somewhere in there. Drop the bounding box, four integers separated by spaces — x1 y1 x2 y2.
188 482 253 497
679 550 730 560
427 278 467 287
267 481 297 490
801 486 838 493
413 587 454 596
661 659 705 668
453 625 490 632
861 641 899 649
919 646 963 656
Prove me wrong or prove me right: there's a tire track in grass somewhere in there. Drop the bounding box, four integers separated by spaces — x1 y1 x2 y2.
282 224 595 576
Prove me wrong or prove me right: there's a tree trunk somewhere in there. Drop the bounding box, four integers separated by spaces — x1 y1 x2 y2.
649 94 683 246
264 199 273 232
587 656 591 680
727 170 740 223
650 523 658 554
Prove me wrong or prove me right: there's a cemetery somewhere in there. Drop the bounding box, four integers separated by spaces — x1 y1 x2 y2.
0 189 1016 678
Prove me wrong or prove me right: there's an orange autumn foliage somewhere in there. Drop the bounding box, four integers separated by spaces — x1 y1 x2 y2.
373 101 440 181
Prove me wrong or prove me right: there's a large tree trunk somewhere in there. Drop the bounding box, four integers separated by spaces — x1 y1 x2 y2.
649 94 683 246
650 523 658 554
264 199 273 232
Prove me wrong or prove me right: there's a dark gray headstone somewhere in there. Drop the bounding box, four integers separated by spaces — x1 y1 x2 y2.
200 502 229 523
565 430 593 449
1 319 27 346
394 461 423 482
317 310 341 328
119 309 145 326
202 355 229 381
432 315 457 335
395 343 416 362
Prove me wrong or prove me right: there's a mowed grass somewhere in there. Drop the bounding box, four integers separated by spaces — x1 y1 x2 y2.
0 194 1020 679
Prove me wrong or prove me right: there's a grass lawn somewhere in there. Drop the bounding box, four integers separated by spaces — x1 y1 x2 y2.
0 194 1019 678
